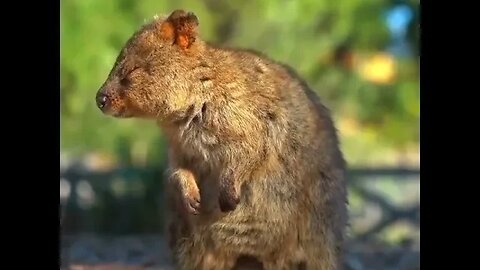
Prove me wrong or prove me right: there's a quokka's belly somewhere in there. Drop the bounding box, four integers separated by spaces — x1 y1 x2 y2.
209 223 283 255
199 210 299 258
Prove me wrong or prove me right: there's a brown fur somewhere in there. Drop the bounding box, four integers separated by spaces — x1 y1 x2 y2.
96 9 348 270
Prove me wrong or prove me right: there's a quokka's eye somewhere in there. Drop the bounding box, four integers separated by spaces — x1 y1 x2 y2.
120 76 130 86
120 67 140 86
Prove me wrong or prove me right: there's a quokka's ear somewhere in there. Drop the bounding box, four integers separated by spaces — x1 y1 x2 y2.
158 9 199 50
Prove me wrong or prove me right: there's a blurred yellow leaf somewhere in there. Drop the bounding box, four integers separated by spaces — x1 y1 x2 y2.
357 53 397 85
338 117 360 136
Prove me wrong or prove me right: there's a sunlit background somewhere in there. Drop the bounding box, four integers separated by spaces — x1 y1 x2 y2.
60 0 419 269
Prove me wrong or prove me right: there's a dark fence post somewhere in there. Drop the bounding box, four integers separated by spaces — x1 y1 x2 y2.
62 168 82 233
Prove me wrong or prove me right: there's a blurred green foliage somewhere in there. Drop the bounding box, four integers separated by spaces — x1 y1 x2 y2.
61 0 419 166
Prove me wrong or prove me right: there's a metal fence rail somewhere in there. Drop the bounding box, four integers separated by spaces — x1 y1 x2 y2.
60 166 420 242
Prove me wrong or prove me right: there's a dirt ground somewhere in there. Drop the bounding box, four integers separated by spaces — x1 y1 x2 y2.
61 235 419 270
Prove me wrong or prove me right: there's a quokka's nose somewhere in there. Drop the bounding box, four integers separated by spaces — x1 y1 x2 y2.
96 91 109 109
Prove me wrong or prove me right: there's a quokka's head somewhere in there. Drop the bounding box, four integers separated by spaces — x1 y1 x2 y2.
95 9 206 120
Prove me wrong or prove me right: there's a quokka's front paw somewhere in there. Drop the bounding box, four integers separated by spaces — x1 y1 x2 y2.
181 185 201 215
169 168 201 215
218 183 240 212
